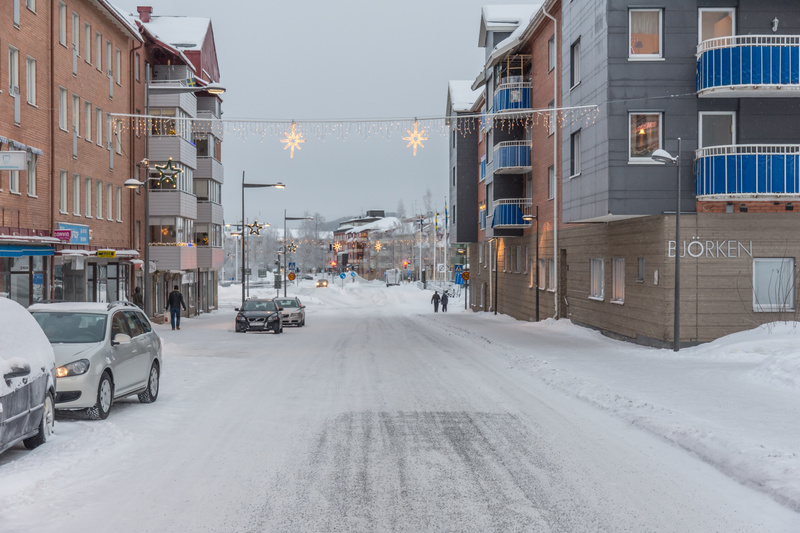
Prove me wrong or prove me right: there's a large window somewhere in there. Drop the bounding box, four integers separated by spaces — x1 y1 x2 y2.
570 130 581 177
629 112 661 160
570 39 581 88
194 179 221 203
611 258 625 303
753 258 795 312
699 8 734 43
699 112 734 148
630 9 662 59
150 216 194 245
590 258 604 300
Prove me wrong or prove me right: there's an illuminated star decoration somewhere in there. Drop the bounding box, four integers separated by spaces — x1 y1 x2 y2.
246 220 264 236
402 120 428 156
333 241 342 252
154 158 183 187
374 241 382 252
287 241 298 253
280 123 305 158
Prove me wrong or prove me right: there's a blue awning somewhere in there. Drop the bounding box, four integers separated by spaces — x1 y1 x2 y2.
0 245 55 257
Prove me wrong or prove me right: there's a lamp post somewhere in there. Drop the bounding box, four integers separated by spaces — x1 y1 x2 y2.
283 210 313 297
522 206 539 322
241 170 283 307
651 138 682 352
492 237 498 315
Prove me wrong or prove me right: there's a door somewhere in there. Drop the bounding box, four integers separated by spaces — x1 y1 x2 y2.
107 311 140 395
0 367 32 449
123 310 152 389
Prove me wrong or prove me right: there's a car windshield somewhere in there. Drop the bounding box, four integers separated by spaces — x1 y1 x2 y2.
31 312 107 344
241 300 277 312
276 299 298 308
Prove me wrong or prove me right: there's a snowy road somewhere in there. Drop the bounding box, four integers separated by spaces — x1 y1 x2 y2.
1 282 798 532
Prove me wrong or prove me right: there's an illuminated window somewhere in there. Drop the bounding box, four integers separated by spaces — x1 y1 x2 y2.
590 258 604 300
629 112 661 160
629 9 662 59
611 258 625 303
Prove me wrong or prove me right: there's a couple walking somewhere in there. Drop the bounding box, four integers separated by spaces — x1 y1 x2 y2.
431 290 448 313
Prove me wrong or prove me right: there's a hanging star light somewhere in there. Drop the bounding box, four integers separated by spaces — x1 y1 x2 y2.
280 123 305 158
288 241 298 253
333 241 342 252
154 158 183 186
246 220 264 236
375 241 382 252
402 120 428 156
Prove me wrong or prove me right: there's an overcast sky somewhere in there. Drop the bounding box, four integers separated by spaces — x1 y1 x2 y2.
118 0 535 224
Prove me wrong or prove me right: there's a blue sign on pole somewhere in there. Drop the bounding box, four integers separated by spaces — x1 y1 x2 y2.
455 265 463 273
289 262 296 271
339 273 346 279
350 271 355 277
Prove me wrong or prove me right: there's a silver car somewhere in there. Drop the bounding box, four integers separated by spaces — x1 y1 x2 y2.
29 301 162 420
275 297 306 327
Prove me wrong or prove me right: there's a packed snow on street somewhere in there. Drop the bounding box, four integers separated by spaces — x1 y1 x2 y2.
1 278 799 532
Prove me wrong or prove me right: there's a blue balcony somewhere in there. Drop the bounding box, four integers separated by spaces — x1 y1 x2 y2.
696 36 800 97
695 145 800 198
493 82 532 112
493 141 531 174
491 199 534 229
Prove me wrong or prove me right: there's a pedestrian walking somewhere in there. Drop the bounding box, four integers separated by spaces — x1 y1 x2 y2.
441 291 449 313
431 290 440 313
165 285 187 330
132 286 144 309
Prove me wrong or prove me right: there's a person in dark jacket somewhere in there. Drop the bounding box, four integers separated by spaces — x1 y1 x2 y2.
441 291 449 313
132 286 144 309
165 285 187 330
431 291 440 313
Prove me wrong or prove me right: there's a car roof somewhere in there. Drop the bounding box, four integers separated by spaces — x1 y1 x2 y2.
28 301 140 313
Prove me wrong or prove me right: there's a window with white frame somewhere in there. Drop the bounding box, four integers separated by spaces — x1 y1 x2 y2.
629 112 661 160
699 8 735 43
96 107 102 146
548 101 556 135
629 9 662 59
516 246 523 273
106 113 112 149
59 87 68 130
570 39 581 88
547 258 555 291
95 32 102 71
116 187 122 222
10 167 19 193
538 258 546 289
84 23 91 63
699 112 735 148
636 257 645 282
548 35 556 71
26 0 35 12
58 3 67 46
72 174 80 215
72 13 79 53
570 130 581 176
85 176 92 217
135 52 140 81
107 184 113 220
105 41 112 77
611 258 625 303
26 56 36 105
548 165 555 199
84 101 92 141
9 47 20 96
72 94 80 135
59 171 68 213
96 180 103 219
115 48 121 84
27 152 36 196
115 120 121 154
753 258 795 312
590 258 604 300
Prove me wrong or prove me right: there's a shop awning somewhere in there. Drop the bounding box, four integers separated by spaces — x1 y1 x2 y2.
0 245 55 257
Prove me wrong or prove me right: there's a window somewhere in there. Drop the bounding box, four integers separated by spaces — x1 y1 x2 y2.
72 94 80 135
515 246 522 273
96 107 103 146
84 23 91 63
72 13 79 53
570 130 581 176
135 52 140 81
95 32 102 71
753 258 795 312
629 112 661 160
629 9 662 59
116 187 122 221
636 257 645 282
538 258 546 289
85 177 92 217
58 3 67 46
96 181 103 219
548 35 556 71
115 48 121 84
699 112 735 148
548 165 555 199
9 47 19 95
107 184 113 220
26 0 35 12
590 258 604 300
115 120 121 154
59 87 68 130
548 101 555 135
570 39 581 88
611 258 625 303
699 8 735 43
106 41 112 77
10 168 19 193
59 171 68 213
26 56 35 105
84 101 92 141
547 259 555 291
106 113 112 149
27 152 37 196
72 174 80 215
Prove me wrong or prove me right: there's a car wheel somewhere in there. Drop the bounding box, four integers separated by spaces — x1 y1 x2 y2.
138 361 160 404
23 392 55 450
87 372 113 420
273 323 280 334
300 318 305 327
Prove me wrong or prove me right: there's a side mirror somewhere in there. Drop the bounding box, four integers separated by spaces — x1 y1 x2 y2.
234 307 240 312
111 333 132 346
4 362 31 381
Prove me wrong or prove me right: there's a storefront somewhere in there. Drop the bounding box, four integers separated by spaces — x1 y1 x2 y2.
0 239 56 307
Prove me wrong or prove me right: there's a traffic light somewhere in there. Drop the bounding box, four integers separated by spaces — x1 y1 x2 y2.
403 260 409 268
330 260 337 267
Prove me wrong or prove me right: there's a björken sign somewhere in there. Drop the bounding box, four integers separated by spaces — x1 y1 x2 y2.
53 230 72 242
668 240 753 259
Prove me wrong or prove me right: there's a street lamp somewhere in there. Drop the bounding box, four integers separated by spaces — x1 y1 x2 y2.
241 170 283 307
522 206 539 322
651 138 681 352
283 210 313 297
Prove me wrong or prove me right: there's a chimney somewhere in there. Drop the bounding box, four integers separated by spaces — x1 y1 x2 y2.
137 6 152 23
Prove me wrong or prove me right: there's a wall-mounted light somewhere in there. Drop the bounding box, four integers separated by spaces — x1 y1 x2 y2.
773 17 779 33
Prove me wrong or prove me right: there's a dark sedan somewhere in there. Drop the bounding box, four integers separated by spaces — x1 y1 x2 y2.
235 299 283 334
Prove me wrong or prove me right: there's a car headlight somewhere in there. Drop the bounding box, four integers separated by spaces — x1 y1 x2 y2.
57 359 90 378
236 314 247 321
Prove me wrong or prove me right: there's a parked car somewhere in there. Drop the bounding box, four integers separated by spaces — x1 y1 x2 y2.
235 298 283 334
275 297 305 327
302 274 314 280
29 301 162 420
0 297 56 454
316 279 328 287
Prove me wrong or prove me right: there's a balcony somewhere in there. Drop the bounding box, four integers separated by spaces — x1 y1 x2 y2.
697 36 800 97
493 141 531 174
695 145 800 198
490 198 533 229
493 81 532 112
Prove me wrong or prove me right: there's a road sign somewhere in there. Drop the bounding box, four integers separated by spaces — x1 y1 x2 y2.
96 250 116 258
289 262 296 270
454 265 463 273
350 271 356 277
339 273 346 279
462 272 470 281
288 272 296 281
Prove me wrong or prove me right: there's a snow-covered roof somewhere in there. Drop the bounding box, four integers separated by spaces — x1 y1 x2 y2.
446 81 483 116
140 16 211 51
95 2 143 42
342 217 402 236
